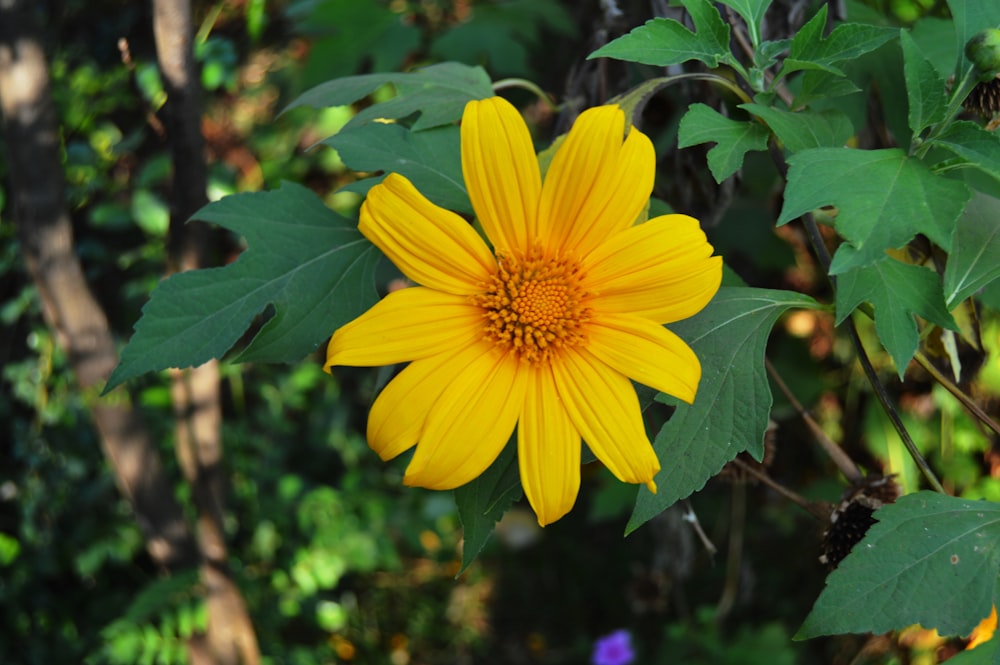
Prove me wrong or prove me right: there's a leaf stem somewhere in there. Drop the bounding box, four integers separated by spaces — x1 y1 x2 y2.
491 78 558 112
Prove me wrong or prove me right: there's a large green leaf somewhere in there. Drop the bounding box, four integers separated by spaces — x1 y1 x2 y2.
944 192 1000 308
105 183 380 392
286 62 493 131
741 104 854 152
627 287 821 533
797 491 1000 639
901 30 948 135
677 104 771 182
588 0 731 68
454 442 522 574
835 252 958 376
929 121 1000 185
783 6 898 77
778 147 970 273
325 123 470 213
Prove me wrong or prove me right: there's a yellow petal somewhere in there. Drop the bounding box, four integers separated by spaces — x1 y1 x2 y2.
551 350 660 486
326 287 484 368
461 97 541 256
360 173 496 294
587 313 701 404
584 214 723 323
518 365 581 526
366 350 464 461
538 105 655 257
403 347 527 490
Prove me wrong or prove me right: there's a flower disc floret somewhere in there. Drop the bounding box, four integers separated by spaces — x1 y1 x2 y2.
473 248 591 363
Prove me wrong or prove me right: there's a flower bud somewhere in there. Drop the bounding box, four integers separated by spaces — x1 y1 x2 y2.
966 28 1000 80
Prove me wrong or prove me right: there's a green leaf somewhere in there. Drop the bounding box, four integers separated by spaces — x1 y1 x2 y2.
929 121 1000 185
286 62 494 131
677 104 771 182
717 0 773 47
105 183 380 392
901 30 949 134
325 123 470 213
947 0 1000 76
797 491 1000 639
835 252 958 376
784 6 898 77
454 442 523 574
944 192 1000 308
741 104 854 152
777 147 970 273
588 0 731 68
793 70 862 108
628 287 821 533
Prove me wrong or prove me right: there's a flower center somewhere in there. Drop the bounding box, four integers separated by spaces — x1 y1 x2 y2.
473 248 590 364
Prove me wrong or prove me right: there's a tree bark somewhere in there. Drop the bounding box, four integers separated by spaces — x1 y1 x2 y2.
153 0 260 663
0 0 198 574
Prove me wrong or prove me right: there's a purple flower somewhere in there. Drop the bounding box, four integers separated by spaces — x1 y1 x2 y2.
592 629 635 665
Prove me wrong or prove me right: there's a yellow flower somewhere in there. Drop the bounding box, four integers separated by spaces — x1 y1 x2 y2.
967 605 998 650
325 96 722 526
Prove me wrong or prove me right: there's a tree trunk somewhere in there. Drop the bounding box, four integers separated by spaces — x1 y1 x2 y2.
153 0 260 662
0 0 198 576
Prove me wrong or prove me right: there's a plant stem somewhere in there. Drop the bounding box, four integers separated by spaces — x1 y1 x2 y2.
845 320 946 493
765 359 863 482
768 141 946 494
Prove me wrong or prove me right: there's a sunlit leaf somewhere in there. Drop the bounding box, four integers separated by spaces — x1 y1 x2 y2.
835 252 958 376
778 147 970 273
798 492 1000 639
287 62 493 131
326 123 470 213
678 103 770 182
106 183 380 391
628 287 821 533
588 0 731 68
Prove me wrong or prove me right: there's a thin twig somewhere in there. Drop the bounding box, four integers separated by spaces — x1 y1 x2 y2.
765 358 863 482
680 499 718 557
914 350 1000 439
731 459 830 520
